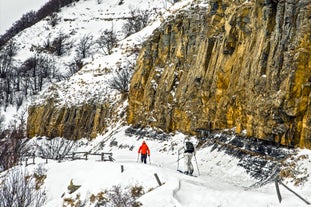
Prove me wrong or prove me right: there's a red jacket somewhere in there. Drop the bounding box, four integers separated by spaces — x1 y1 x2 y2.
138 142 150 155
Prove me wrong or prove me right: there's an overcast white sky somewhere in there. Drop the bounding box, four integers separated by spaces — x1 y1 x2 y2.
0 0 47 35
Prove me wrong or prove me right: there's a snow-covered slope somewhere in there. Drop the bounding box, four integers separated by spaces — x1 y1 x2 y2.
8 127 311 207
7 0 196 106
0 0 202 125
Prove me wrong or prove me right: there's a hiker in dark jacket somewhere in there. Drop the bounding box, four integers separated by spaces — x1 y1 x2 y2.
184 140 195 175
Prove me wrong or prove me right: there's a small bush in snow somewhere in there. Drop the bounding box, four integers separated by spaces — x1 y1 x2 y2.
76 34 95 59
89 191 108 206
97 28 118 55
37 137 76 161
107 185 142 207
0 122 29 171
0 167 46 207
122 9 150 37
109 67 131 95
130 185 144 198
63 193 87 207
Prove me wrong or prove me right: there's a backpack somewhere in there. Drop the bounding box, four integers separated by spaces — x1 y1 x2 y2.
185 141 194 153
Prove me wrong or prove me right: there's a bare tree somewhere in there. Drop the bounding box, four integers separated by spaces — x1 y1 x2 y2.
76 34 94 59
0 49 14 107
0 108 28 171
109 59 135 94
37 137 76 160
109 67 131 94
0 50 13 78
122 9 150 37
52 32 71 56
0 115 4 131
0 127 28 170
19 54 57 96
97 28 118 55
5 40 19 58
0 167 46 207
0 62 14 107
49 12 60 27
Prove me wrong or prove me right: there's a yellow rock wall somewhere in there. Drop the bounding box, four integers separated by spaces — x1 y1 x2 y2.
128 0 311 148
27 101 113 140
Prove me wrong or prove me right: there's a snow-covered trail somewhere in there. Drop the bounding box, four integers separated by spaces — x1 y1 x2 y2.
36 128 311 207
111 150 298 207
115 144 311 207
37 145 307 207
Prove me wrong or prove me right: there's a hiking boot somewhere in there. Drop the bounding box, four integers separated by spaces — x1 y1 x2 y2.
184 171 189 175
190 170 193 175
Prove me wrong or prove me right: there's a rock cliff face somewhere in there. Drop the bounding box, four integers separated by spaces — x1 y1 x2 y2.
27 101 116 140
128 0 311 148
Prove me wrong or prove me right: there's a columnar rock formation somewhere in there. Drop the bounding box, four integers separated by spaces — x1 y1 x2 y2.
128 0 311 148
27 102 115 140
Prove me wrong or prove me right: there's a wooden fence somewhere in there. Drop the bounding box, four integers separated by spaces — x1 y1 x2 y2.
22 152 114 167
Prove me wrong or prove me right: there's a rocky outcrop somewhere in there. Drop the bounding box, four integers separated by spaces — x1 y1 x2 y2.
27 101 115 140
128 0 311 148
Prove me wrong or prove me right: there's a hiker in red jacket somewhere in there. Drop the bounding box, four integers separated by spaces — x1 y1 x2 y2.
138 140 150 164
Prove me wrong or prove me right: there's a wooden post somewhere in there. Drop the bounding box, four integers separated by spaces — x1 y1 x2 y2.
25 158 28 166
72 152 75 160
154 173 162 186
101 153 104 161
275 180 282 203
121 165 124 173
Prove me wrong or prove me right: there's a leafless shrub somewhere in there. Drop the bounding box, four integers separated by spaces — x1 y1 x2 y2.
0 167 46 207
109 68 131 94
0 115 4 131
63 193 87 207
122 9 150 37
106 185 142 207
52 32 72 56
5 40 19 58
62 185 144 207
97 28 118 55
66 58 83 76
49 12 60 27
37 137 76 160
0 122 29 171
76 34 95 59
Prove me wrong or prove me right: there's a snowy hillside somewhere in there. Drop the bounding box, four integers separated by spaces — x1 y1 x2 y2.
0 0 199 125
31 0 200 106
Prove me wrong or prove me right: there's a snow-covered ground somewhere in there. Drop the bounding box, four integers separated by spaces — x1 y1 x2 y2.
6 126 310 207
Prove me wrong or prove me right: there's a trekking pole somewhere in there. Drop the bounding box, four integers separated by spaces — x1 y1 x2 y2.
177 150 180 171
194 154 200 176
148 155 151 164
137 153 140 162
